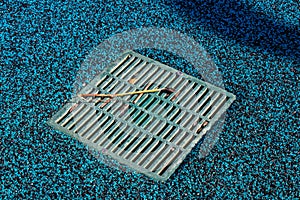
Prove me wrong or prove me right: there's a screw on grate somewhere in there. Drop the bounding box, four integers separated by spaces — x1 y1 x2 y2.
48 50 235 181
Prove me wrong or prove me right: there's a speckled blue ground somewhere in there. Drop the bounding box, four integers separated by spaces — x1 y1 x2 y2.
1 0 299 199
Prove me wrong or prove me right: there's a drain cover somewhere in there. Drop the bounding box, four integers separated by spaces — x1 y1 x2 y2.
48 50 235 181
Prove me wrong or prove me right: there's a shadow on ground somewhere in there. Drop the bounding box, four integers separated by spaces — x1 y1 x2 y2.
170 0 300 60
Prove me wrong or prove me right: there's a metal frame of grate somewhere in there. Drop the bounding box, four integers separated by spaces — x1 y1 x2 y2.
48 50 236 181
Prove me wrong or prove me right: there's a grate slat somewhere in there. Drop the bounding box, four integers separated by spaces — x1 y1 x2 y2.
118 58 143 79
79 111 105 137
144 144 169 169
113 129 138 155
149 146 173 172
157 149 182 176
111 55 136 76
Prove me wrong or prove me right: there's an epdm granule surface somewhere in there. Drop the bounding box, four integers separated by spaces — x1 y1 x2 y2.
1 0 299 199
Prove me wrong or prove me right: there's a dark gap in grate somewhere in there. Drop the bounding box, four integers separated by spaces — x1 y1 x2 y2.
86 114 105 140
121 133 141 155
89 116 112 142
152 149 173 172
177 118 182 125
190 117 202 132
151 141 163 153
100 125 121 147
114 135 130 151
158 151 182 176
96 75 109 87
82 113 105 138
61 108 85 127
162 125 177 140
190 88 209 110
105 105 113 113
196 121 209 134
120 59 144 80
158 165 171 176
157 123 171 137
114 57 137 77
124 58 143 77
110 55 131 75
169 109 182 121
209 96 230 119
169 129 183 143
195 85 205 96
107 82 119 93
176 132 189 146
108 130 125 148
127 106 139 118
132 110 144 123
136 92 150 107
128 88 141 102
165 129 179 141
125 136 148 159
145 145 169 169
68 122 76 131
163 103 171 115
102 120 118 134
111 130 125 144
138 141 163 166
143 117 155 130
164 105 176 118
137 114 151 127
124 107 139 121
192 82 198 90
150 120 163 133
202 93 223 117
183 86 202 107
56 110 70 124
140 138 155 154
96 112 105 122
102 77 115 91
143 97 157 110
61 104 86 127
157 90 164 97
113 129 134 152
74 109 96 134
94 99 103 107
196 91 216 113
183 136 196 149
137 93 151 107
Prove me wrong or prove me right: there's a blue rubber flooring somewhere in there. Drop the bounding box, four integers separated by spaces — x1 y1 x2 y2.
1 0 299 199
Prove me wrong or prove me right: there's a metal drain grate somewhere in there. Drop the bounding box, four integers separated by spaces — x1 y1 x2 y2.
48 50 235 181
